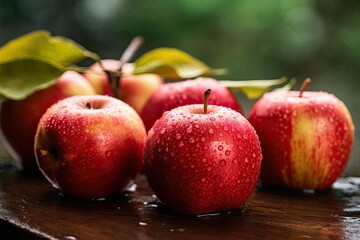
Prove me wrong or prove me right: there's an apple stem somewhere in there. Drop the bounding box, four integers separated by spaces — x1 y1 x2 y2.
97 36 144 100
118 36 144 71
204 89 211 114
299 78 311 97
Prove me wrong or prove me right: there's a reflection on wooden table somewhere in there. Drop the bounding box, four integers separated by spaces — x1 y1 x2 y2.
0 165 359 240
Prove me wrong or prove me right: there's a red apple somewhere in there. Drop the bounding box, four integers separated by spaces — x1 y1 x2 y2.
34 95 146 199
83 59 163 113
248 79 355 190
140 78 243 131
144 90 262 215
0 71 96 168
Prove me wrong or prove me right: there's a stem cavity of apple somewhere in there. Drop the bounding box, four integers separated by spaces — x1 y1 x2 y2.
299 78 311 97
85 102 92 109
204 89 211 114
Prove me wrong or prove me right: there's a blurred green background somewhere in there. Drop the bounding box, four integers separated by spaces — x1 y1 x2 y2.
0 0 359 175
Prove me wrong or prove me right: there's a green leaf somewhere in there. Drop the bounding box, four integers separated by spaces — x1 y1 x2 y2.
273 78 297 92
0 58 65 100
0 30 100 66
132 48 224 79
219 76 288 99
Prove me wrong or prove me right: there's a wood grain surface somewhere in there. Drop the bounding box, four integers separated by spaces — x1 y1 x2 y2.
0 166 359 240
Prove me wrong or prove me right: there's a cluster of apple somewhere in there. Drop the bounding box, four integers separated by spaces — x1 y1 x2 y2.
1 64 355 216
0 32 355 216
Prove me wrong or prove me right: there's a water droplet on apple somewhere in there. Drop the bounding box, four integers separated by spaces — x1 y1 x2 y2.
189 138 195 143
244 157 249 163
201 157 208 163
201 177 206 182
201 137 206 142
59 161 66 167
195 124 200 128
219 159 226 167
207 166 212 171
186 126 193 133
232 158 237 164
251 163 256 169
210 117 216 121
208 129 214 134
105 151 111 157
225 150 231 156
236 134 241 139
160 128 166 134
181 93 188 100
179 141 184 147
223 126 229 132
218 145 224 151
175 133 181 140
190 164 195 168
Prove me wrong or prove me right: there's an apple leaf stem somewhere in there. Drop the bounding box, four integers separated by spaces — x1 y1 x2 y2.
299 78 311 97
204 89 211 114
105 70 121 99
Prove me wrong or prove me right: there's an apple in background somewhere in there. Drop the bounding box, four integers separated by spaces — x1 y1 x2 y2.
120 74 163 114
144 89 262 215
35 95 146 199
0 71 96 168
248 79 355 190
83 59 163 113
140 78 243 131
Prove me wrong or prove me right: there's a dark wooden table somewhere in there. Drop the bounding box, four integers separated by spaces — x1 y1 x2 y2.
0 164 359 240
